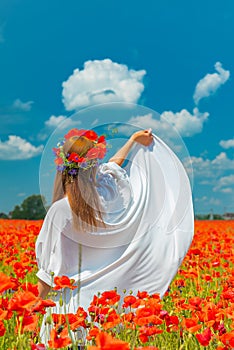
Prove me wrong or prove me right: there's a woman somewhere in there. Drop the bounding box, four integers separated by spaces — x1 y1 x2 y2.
36 128 153 300
36 126 193 343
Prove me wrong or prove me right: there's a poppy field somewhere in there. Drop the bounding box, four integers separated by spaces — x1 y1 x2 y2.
0 219 233 349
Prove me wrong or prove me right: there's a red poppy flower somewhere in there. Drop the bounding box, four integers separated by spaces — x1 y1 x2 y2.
53 275 77 290
53 308 88 330
222 289 234 301
100 290 120 305
0 320 5 336
76 306 87 317
102 309 121 330
123 295 137 308
88 331 130 349
21 282 39 296
67 152 85 163
86 147 102 160
0 308 8 321
121 311 135 325
220 330 234 348
137 291 150 299
54 157 63 165
134 306 163 326
31 299 56 313
139 325 163 342
196 328 213 346
181 317 203 333
188 297 203 310
151 293 161 301
8 291 39 313
165 315 179 332
84 130 98 141
52 314 66 328
86 326 100 341
0 272 18 293
64 128 86 139
31 344 46 350
52 147 60 156
70 315 87 330
48 328 72 348
98 135 106 144
16 313 39 333
95 144 107 159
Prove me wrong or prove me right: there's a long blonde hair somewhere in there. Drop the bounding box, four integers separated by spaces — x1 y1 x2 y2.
52 136 105 232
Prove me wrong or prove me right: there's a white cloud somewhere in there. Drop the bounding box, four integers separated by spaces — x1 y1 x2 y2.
213 174 234 193
219 138 234 149
117 113 189 155
220 187 233 193
13 99 34 111
37 133 49 141
194 196 208 202
45 115 75 129
199 180 211 185
118 113 182 150
193 62 230 105
189 154 234 209
38 115 81 140
209 197 222 207
211 152 234 170
0 135 43 160
184 152 234 179
125 113 158 134
123 108 209 140
62 59 146 110
161 108 209 137
194 196 223 210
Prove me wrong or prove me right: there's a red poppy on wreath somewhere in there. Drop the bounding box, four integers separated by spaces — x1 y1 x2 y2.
54 157 63 165
98 135 106 144
52 147 60 156
67 152 86 163
64 128 87 139
96 144 107 158
84 130 99 141
86 147 103 160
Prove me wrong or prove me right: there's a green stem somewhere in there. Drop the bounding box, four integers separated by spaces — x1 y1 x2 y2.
77 243 82 306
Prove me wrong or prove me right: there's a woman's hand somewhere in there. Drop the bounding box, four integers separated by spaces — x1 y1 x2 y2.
131 129 153 146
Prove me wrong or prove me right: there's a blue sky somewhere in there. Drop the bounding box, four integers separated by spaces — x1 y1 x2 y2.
0 0 233 215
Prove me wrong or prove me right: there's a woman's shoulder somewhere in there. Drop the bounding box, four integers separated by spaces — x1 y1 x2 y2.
39 197 72 237
46 197 71 220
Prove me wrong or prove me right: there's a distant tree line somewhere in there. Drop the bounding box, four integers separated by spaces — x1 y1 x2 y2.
0 195 47 220
0 195 230 221
195 214 224 220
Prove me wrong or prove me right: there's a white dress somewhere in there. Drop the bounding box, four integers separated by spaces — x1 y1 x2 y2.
36 135 194 315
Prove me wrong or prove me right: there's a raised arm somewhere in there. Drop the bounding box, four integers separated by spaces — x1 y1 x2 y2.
109 129 153 167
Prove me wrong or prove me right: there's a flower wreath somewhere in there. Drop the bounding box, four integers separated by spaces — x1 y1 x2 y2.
53 128 107 175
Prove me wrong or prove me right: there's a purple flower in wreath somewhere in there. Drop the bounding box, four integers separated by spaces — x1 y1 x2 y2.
68 168 78 176
79 162 88 169
56 165 66 172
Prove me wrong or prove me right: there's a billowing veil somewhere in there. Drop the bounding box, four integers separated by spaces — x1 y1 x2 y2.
37 103 194 315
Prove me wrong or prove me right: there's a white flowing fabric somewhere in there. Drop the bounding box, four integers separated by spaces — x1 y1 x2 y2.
36 135 194 315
